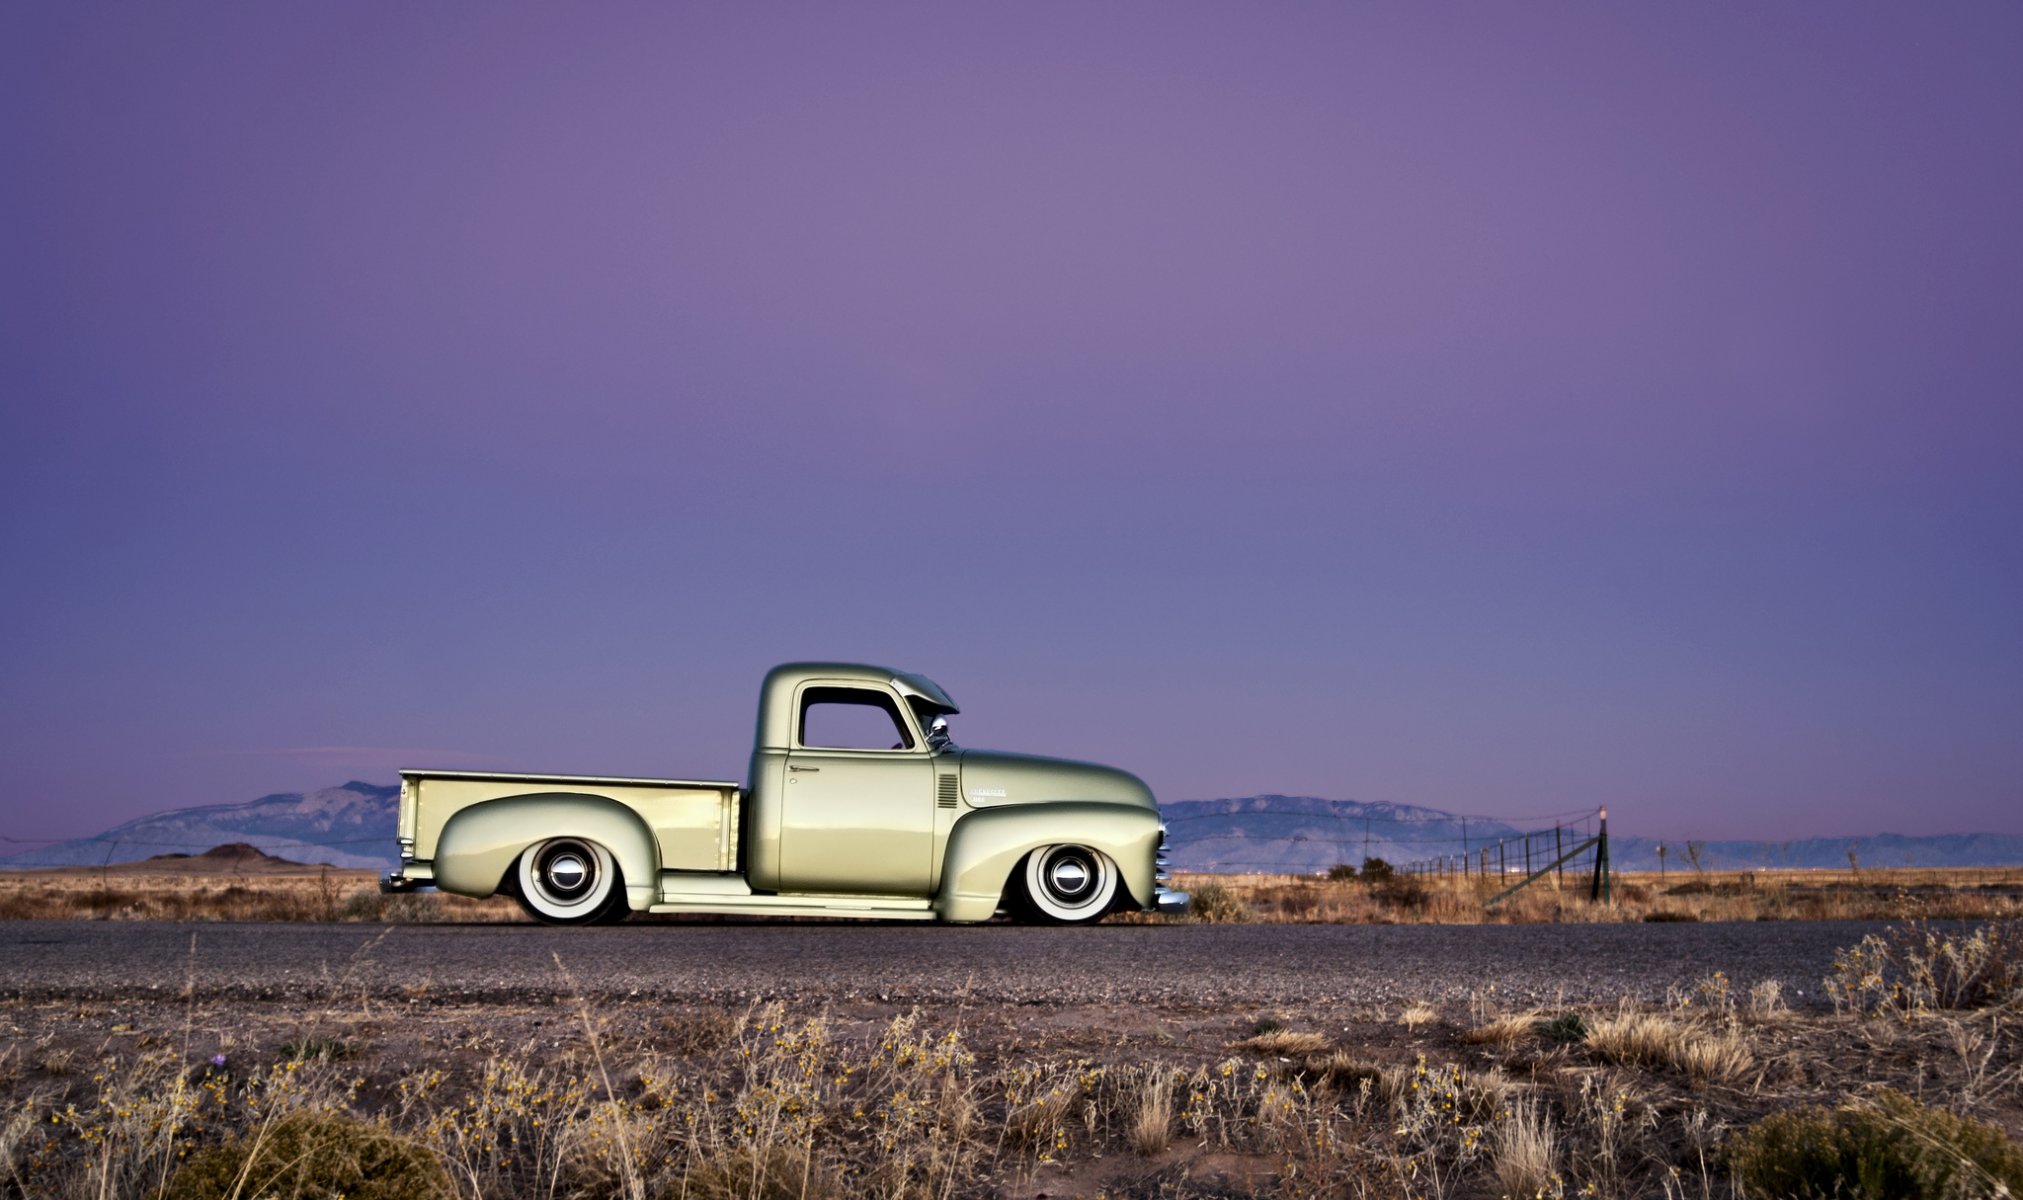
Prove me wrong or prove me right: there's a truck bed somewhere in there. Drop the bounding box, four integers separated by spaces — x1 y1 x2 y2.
398 769 743 875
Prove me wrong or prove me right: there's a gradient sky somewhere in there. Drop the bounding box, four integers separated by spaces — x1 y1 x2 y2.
4 3 2020 846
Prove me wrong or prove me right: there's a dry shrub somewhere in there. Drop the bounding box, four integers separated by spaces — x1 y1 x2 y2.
1826 917 2023 1016
1490 1096 1559 1199
160 1111 452 1200
1129 1072 1174 1156
1462 1009 1544 1047
1367 870 1432 906
1584 1008 1685 1068
1 1098 39 1191
1747 979 1789 1021
1584 1006 1751 1084
0 870 519 923
1673 1030 1754 1086
1727 1088 2023 1200
1251 883 1324 920
1187 881 1250 923
674 1143 841 1200
1538 1012 1587 1045
1398 1001 1438 1032
1004 1084 1076 1151
1385 1055 1514 1186
1234 1029 1331 1056
1305 1050 1384 1093
655 1007 738 1055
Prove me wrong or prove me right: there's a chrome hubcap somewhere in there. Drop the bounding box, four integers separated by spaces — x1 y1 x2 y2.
540 844 594 898
1046 853 1093 899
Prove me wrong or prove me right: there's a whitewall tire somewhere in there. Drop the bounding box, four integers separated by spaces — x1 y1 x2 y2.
514 837 625 925
1020 845 1119 924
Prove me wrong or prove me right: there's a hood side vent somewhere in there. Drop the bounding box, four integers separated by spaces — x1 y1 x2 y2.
937 774 960 809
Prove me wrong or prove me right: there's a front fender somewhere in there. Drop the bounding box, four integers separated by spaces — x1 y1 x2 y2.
433 793 659 912
935 802 1160 922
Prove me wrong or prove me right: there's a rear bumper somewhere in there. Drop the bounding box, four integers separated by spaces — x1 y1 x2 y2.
379 863 434 894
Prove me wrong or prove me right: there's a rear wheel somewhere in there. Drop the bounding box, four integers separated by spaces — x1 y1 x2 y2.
514 837 627 925
1017 844 1118 925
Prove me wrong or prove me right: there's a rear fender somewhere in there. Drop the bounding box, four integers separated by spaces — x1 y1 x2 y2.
935 802 1159 922
434 793 659 912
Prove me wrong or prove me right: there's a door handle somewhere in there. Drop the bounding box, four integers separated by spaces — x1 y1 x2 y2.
789 765 820 773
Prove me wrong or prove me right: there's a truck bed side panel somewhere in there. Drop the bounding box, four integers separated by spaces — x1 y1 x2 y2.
407 772 741 872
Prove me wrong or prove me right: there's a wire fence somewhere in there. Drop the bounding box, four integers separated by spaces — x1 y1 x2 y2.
1162 805 1615 903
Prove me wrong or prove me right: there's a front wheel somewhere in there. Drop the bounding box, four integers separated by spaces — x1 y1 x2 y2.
1017 845 1119 925
514 837 628 925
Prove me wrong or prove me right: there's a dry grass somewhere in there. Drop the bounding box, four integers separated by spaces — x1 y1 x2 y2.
8 862 2021 926
1128 1072 1175 1156
0 868 522 923
1490 1096 1560 1199
1584 1004 1753 1085
1233 1029 1332 1057
1398 1000 1438 1031
1824 915 2023 1016
1149 866 2023 925
1463 1007 1546 1047
4 958 2021 1200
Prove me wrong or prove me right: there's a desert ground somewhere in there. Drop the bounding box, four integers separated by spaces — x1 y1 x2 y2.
2 855 2020 1197
0 920 2017 1196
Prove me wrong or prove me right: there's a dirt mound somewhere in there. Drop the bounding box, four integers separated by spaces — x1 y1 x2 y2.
121 843 312 872
199 843 301 865
146 843 299 866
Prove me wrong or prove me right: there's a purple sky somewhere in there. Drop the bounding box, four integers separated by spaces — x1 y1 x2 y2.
4 3 2020 845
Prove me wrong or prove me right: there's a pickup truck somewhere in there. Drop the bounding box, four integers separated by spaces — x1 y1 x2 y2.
382 662 1188 925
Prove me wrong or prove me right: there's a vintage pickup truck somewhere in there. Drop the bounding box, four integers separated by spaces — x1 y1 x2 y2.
382 662 1187 925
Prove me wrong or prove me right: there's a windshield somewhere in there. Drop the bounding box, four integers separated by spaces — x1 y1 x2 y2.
907 697 955 750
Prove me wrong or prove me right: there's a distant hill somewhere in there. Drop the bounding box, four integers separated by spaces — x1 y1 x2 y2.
1158 795 2023 873
1607 833 2023 872
1159 794 1527 873
0 782 398 870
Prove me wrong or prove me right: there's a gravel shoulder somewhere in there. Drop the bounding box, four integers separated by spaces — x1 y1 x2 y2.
0 918 1890 1007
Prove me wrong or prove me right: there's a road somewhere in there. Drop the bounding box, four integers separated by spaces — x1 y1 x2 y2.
0 918 1889 1009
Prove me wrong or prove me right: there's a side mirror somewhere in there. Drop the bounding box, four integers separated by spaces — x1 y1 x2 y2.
928 716 951 748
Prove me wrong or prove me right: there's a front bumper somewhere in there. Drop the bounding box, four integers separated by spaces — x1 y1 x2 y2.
1148 823 1189 915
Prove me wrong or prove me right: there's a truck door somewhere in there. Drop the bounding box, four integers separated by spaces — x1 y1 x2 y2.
780 684 935 895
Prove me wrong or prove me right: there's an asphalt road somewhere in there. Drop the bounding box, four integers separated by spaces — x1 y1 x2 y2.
0 919 1894 1009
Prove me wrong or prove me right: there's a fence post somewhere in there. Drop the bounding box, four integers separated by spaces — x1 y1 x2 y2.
1498 840 1505 877
1524 834 1531 876
1554 825 1564 885
1480 847 1489 877
1588 807 1612 904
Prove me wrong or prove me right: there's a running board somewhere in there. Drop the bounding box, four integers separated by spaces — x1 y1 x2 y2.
648 893 936 920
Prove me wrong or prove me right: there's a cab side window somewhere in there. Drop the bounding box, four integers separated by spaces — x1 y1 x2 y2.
799 687 915 751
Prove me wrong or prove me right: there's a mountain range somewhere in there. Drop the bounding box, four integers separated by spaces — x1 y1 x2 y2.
5 783 2021 873
1 781 398 870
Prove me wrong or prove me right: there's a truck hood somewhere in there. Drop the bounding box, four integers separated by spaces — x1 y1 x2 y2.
956 748 1157 812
